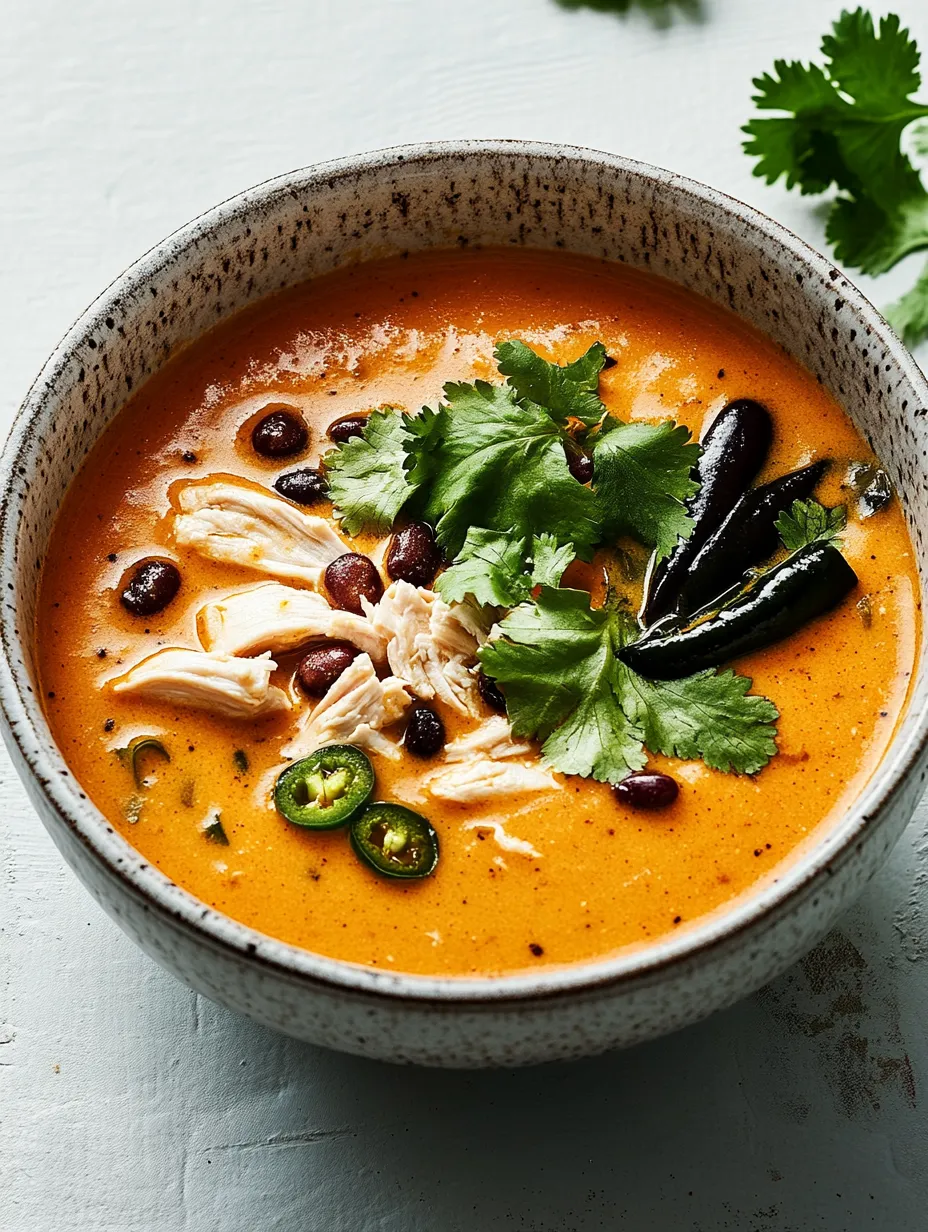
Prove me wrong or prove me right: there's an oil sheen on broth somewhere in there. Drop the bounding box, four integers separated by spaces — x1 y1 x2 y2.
36 249 919 977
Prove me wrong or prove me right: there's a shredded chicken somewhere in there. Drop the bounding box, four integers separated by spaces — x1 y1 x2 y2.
462 818 542 859
281 653 410 761
444 715 535 762
426 715 560 802
427 758 560 801
363 580 486 715
112 648 290 719
198 582 386 660
173 480 346 586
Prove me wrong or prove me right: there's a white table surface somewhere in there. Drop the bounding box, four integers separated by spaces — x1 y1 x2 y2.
4 1 928 1228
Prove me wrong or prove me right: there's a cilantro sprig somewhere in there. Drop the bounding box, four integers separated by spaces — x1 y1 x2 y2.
775 499 847 551
479 588 779 781
743 8 928 347
327 342 700 573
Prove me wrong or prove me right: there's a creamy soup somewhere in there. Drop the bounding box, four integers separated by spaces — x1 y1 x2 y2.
36 249 919 976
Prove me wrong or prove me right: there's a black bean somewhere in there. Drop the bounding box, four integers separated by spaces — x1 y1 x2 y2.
405 703 445 758
566 448 594 484
120 559 181 617
325 553 384 615
296 641 359 697
387 522 442 587
328 414 369 444
477 670 507 714
251 408 309 458
274 467 328 505
613 771 679 810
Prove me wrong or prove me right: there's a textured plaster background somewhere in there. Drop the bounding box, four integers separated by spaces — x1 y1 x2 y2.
3 1 928 1228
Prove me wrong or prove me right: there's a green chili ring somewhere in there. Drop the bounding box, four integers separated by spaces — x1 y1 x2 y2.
350 802 439 880
274 745 375 830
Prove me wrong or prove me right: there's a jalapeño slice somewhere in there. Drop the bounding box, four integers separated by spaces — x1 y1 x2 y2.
350 803 439 880
274 745 374 830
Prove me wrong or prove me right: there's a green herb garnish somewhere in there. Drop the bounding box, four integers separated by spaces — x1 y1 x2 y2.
435 528 575 607
233 748 249 774
479 587 779 781
327 340 793 782
743 8 928 346
115 736 170 788
420 380 600 558
775 499 847 551
326 407 439 535
494 339 608 426
592 418 701 561
203 814 229 845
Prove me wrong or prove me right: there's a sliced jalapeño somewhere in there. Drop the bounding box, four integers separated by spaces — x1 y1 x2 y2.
274 744 374 830
350 802 439 880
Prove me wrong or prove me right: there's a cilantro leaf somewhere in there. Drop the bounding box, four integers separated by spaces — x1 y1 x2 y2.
744 11 928 213
621 669 779 776
775 499 847 551
326 408 434 535
435 529 575 607
479 588 646 783
422 381 600 558
827 182 928 274
495 339 608 426
435 529 528 607
530 533 575 587
592 418 700 560
744 8 928 324
823 8 922 112
886 256 928 346
743 61 849 195
480 588 779 782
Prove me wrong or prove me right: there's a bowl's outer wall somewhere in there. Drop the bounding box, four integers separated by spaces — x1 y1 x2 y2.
4 143 928 1066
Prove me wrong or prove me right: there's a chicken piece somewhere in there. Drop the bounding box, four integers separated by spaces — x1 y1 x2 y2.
363 580 485 716
444 715 535 762
173 480 346 586
425 715 560 802
112 648 290 719
281 653 410 761
427 758 560 802
198 582 386 660
462 818 541 859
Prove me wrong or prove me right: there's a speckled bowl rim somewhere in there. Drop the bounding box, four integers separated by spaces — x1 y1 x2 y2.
3 139 928 1007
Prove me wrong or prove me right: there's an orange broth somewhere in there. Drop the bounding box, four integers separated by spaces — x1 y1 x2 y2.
35 249 920 976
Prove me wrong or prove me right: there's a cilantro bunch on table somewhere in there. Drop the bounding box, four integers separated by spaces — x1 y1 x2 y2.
325 340 780 783
743 8 928 347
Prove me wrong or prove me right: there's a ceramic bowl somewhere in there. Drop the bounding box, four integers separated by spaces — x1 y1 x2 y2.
3 141 928 1068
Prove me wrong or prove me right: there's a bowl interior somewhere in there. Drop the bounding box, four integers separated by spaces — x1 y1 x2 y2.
4 140 928 999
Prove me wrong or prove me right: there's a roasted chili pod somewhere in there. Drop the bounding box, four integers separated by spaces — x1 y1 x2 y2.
350 802 439 879
673 460 828 620
621 542 857 680
274 744 375 830
644 399 773 625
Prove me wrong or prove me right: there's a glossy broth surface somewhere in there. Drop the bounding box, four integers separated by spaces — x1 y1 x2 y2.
36 249 919 976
